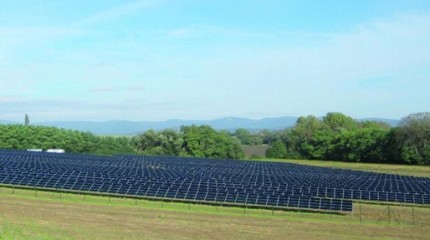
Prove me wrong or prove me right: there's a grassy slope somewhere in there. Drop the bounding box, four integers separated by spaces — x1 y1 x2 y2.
0 187 429 240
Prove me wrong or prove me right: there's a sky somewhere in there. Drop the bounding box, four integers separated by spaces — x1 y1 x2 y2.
1 0 430 122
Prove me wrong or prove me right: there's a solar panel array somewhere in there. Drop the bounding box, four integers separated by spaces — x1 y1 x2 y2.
0 149 429 212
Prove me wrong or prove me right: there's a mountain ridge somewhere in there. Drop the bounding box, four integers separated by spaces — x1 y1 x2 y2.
32 117 298 135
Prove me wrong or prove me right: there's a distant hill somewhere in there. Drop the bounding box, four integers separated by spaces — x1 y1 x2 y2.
0 116 400 136
0 120 18 124
357 118 401 126
33 117 298 135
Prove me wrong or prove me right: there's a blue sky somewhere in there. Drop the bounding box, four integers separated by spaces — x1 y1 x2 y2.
1 0 430 122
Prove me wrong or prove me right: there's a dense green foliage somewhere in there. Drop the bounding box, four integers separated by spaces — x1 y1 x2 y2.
132 129 184 156
265 112 430 165
233 128 263 145
265 139 287 159
388 113 430 165
132 125 244 159
1 112 428 165
0 124 135 155
0 124 244 159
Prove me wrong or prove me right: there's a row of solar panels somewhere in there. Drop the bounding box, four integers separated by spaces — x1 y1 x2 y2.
0 182 352 212
0 150 429 211
2 159 428 196
1 167 429 204
0 171 428 206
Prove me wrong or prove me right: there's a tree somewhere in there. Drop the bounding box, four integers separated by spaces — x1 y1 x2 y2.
0 124 135 155
359 120 391 130
131 126 244 159
266 138 287 159
133 129 159 152
25 114 30 126
395 112 430 165
289 115 329 159
234 128 263 145
323 112 357 132
329 128 388 162
259 129 275 144
307 129 336 159
181 125 244 159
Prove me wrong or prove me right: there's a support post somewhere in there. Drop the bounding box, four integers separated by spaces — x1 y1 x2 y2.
359 202 362 223
388 206 391 226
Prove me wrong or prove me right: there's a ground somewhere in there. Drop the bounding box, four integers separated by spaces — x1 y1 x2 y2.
242 144 268 158
0 187 429 240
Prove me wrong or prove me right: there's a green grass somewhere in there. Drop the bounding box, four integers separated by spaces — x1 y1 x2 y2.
0 187 316 220
0 219 74 240
0 186 428 223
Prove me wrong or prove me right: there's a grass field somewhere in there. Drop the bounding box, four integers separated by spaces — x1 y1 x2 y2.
0 185 429 240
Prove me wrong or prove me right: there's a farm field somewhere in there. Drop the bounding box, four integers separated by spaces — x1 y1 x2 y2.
241 144 268 158
0 187 429 240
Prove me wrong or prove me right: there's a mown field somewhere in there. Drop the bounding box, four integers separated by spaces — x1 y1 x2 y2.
0 160 429 239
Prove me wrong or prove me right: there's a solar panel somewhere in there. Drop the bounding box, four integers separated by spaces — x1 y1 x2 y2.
0 149 429 212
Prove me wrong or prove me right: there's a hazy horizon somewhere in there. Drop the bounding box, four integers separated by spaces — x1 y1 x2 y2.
1 115 402 124
1 1 430 122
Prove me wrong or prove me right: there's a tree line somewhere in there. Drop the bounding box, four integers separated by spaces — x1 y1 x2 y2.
0 125 134 155
131 112 430 165
1 112 428 165
0 124 244 159
130 125 244 159
264 112 430 165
